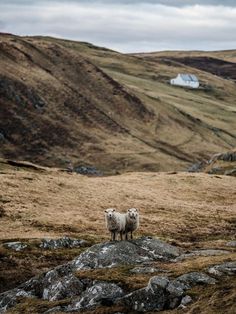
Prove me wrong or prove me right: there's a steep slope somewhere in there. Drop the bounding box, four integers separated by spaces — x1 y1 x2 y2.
0 34 159 173
1 34 236 173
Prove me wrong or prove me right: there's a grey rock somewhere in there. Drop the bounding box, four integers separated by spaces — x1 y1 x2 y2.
67 281 124 311
0 263 83 312
74 166 102 176
133 237 181 261
176 249 230 261
3 241 28 251
41 272 84 301
72 240 152 270
175 272 217 289
0 289 34 313
130 266 162 274
178 295 193 309
122 285 166 312
226 241 236 247
208 262 236 277
148 276 170 291
166 280 185 297
39 237 88 250
121 276 182 312
72 237 180 270
188 161 206 173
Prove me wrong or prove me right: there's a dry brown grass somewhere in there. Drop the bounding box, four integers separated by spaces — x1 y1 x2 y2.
0 164 235 243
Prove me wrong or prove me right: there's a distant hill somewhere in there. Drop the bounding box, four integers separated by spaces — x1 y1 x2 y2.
0 33 236 173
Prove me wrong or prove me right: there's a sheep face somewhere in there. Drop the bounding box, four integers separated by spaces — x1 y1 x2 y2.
105 208 116 220
127 208 138 220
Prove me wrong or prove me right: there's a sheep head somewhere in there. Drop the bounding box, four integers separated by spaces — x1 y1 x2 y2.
127 208 139 220
104 208 116 220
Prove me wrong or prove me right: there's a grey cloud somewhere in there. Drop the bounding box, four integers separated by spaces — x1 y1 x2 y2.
3 0 236 6
0 1 235 52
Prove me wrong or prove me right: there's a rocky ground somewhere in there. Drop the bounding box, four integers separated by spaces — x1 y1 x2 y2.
0 237 235 313
0 161 235 313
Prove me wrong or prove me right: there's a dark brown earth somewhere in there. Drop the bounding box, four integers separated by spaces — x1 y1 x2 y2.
165 56 236 82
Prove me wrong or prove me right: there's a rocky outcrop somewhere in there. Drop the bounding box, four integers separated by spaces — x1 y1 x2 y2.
0 238 234 313
72 237 181 270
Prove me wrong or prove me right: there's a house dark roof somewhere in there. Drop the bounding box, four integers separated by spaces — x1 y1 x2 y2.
180 74 198 82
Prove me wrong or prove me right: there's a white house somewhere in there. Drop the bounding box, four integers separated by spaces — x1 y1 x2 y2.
170 74 199 89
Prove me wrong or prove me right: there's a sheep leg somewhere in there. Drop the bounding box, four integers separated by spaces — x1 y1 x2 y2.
113 232 116 241
120 231 123 241
131 231 133 240
125 232 128 240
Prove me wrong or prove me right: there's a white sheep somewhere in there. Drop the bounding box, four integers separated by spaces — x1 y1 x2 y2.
104 208 126 241
125 208 139 240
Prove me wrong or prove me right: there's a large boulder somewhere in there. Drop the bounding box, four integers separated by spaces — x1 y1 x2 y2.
72 237 180 270
121 276 184 312
66 281 124 312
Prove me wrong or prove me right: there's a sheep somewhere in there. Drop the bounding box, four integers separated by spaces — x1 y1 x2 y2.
125 208 139 240
104 208 126 241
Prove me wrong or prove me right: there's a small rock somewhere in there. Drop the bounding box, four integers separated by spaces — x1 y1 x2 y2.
178 295 193 309
130 266 162 274
3 241 28 251
226 241 236 247
208 262 236 277
74 166 102 176
175 272 216 289
39 237 88 250
148 276 170 291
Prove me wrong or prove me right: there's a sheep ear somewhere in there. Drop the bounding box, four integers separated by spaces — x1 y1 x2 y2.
112 209 116 212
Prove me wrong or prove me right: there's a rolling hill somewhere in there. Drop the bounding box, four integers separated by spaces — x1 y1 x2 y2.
0 33 236 174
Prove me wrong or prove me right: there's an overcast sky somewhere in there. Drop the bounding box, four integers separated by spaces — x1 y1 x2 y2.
0 0 236 52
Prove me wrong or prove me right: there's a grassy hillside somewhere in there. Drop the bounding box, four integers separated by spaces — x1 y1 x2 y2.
0 33 236 174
